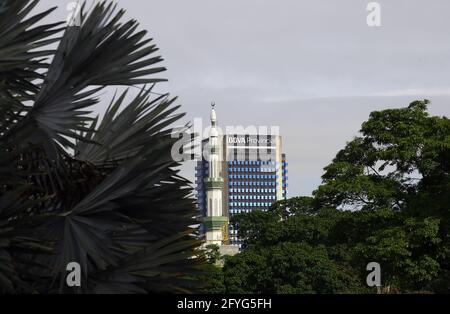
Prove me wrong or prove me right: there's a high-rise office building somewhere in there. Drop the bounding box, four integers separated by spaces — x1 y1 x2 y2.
195 105 288 248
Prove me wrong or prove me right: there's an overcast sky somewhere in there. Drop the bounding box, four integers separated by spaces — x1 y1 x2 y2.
36 0 450 196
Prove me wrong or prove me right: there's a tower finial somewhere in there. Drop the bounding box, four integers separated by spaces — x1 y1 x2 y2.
210 102 217 125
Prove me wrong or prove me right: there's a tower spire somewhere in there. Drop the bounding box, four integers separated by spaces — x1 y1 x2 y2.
210 102 217 127
203 102 227 246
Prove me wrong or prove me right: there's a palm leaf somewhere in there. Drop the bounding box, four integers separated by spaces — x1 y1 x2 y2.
1 0 205 294
0 0 62 98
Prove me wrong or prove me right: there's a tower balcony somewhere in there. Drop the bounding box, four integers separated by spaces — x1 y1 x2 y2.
202 216 229 230
204 178 224 189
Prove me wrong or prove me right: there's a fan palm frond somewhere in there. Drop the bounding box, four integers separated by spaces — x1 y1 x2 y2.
0 0 205 294
0 0 62 99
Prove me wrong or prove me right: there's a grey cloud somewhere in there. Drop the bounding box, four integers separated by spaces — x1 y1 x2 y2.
35 0 450 196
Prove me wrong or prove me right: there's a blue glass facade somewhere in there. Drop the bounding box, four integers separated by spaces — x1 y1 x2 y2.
195 135 288 247
226 158 288 245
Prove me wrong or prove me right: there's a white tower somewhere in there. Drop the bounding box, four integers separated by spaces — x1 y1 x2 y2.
203 103 228 245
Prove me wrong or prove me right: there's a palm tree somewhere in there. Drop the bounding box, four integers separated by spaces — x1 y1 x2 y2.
0 0 203 293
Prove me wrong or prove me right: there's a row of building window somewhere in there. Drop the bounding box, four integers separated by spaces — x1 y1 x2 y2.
229 174 278 179
197 188 286 195
196 189 283 196
229 181 276 186
228 167 276 173
229 202 274 207
228 160 276 166
229 188 276 193
227 160 289 166
229 195 276 200
201 161 288 167
229 208 269 214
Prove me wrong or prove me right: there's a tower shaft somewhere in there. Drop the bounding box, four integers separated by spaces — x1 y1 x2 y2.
204 103 228 245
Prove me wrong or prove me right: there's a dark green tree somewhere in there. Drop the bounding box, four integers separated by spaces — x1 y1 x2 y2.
222 242 364 294
315 100 449 292
203 244 222 264
0 0 203 293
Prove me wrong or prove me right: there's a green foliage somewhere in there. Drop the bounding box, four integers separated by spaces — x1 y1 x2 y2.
0 0 203 293
213 101 449 294
195 263 226 294
203 244 222 264
222 243 364 294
